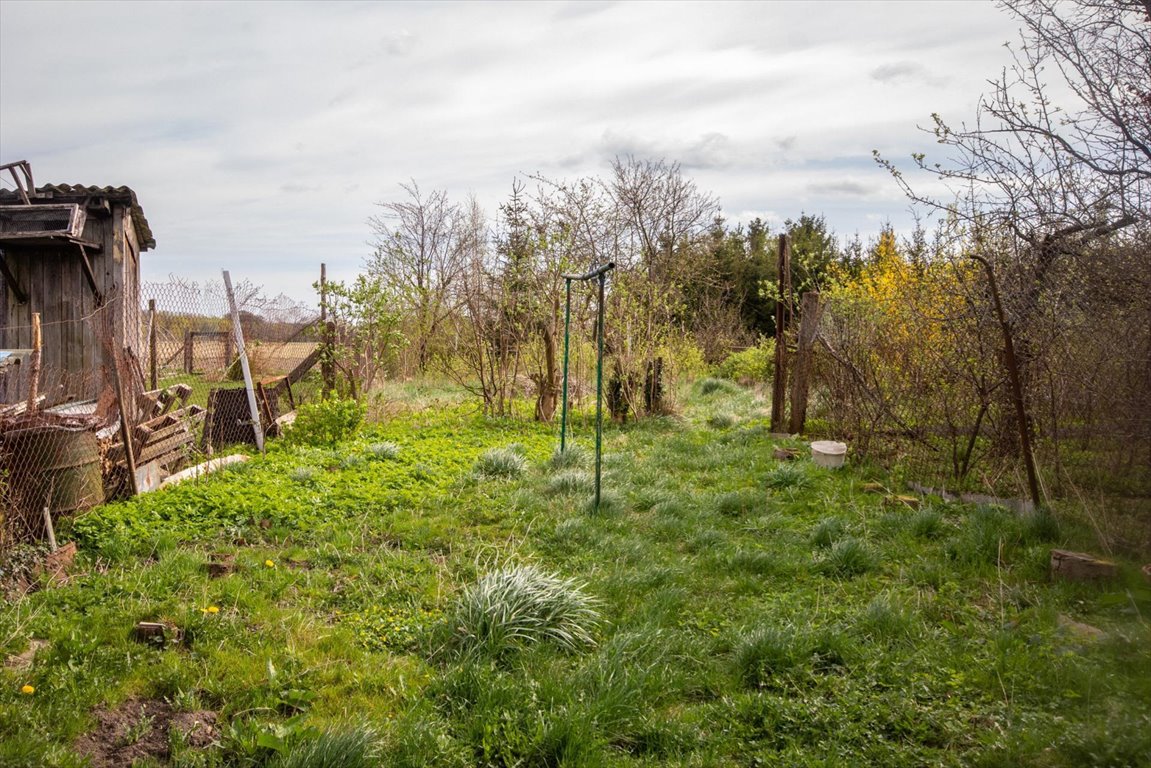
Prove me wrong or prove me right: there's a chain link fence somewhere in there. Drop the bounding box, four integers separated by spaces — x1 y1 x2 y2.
1 275 324 547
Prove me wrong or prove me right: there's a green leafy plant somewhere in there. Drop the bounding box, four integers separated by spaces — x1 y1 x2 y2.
714 338 774 384
286 394 364 447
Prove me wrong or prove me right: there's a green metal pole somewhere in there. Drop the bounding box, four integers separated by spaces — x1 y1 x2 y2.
559 278 572 453
594 272 606 510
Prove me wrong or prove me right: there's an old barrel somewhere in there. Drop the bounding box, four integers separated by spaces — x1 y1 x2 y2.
3 425 105 514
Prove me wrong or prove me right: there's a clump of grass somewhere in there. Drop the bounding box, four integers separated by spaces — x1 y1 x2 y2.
698 377 741 396
586 489 623 514
1023 508 1061 542
473 447 528 479
435 565 601 661
909 508 944 539
766 463 811 490
733 625 802 688
547 470 593 496
289 466 319 484
366 441 401 460
707 412 738 430
270 726 381 768
810 517 847 548
550 444 589 470
339 453 366 470
857 595 915 641
817 537 878 577
715 489 761 517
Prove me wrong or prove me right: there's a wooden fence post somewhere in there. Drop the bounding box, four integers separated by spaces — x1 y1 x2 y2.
770 234 792 433
183 331 194 374
320 263 335 397
788 291 822 434
148 299 158 390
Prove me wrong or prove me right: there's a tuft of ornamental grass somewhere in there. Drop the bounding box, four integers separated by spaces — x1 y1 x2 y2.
715 489 761 517
698 377 741 396
547 470 594 496
586 489 623 514
707 412 738 430
289 466 320 485
473 446 528 479
270 726 381 768
435 565 601 661
857 595 915 642
816 537 878 577
765 463 811 491
810 516 847 548
550 444 590 470
366 441 401 460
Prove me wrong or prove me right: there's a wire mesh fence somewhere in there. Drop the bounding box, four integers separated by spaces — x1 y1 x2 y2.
1 274 324 547
808 255 1151 550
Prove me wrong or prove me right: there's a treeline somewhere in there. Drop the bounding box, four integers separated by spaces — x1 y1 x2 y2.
323 155 900 419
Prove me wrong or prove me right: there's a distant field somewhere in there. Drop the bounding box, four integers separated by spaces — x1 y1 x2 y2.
152 339 318 378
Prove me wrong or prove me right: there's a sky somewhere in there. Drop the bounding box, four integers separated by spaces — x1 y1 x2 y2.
0 0 1025 303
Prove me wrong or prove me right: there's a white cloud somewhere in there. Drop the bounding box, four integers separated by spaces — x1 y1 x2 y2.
0 0 1022 298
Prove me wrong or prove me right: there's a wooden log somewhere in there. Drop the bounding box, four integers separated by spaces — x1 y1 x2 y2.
788 291 822 434
26 313 41 412
183 331 193 374
1050 549 1118 582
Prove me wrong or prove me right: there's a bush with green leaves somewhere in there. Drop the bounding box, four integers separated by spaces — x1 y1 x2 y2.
714 338 774 384
285 393 364 447
435 565 601 661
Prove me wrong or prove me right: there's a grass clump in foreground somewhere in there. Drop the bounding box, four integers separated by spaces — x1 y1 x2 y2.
1 385 1149 767
434 564 601 661
472 445 528 479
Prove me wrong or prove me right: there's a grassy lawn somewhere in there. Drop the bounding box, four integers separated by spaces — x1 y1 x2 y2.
1 381 1148 767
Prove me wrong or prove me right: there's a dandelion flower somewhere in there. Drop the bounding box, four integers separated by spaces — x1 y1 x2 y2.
201 605 220 615
265 559 275 568
20 685 34 695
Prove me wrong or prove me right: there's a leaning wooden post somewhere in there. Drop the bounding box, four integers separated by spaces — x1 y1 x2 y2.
788 291 822 434
222 270 265 454
148 299 158 390
26 312 41 412
110 349 140 496
770 234 791 432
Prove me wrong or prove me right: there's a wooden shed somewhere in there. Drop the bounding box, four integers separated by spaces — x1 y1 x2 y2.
0 182 154 404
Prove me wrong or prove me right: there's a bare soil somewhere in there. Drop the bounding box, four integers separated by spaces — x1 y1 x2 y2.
73 697 217 767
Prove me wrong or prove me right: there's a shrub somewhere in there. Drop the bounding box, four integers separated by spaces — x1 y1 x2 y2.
714 338 774 385
285 393 364 447
435 565 601 661
473 447 528 479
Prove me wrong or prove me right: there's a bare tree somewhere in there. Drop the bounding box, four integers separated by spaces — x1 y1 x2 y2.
367 182 468 373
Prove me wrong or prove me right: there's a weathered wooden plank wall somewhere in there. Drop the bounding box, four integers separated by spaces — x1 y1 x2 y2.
0 205 141 404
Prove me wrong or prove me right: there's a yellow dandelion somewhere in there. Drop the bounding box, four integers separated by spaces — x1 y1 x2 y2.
20 685 35 695
265 559 275 568
201 605 220 614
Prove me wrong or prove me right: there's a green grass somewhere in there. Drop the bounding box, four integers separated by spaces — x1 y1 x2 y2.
2 385 1149 767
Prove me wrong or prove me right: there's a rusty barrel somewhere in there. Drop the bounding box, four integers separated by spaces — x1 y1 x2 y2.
3 425 104 515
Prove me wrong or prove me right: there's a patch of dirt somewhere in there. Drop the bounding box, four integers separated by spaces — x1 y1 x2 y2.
73 697 217 767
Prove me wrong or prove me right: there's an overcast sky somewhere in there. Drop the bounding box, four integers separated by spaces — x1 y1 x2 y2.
0 0 1024 302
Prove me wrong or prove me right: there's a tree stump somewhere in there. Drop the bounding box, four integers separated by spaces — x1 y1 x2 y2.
1049 549 1118 582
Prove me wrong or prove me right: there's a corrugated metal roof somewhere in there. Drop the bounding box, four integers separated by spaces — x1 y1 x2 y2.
0 184 155 251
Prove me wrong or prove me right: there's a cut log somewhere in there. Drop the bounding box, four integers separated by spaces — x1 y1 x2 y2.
1050 549 1118 582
